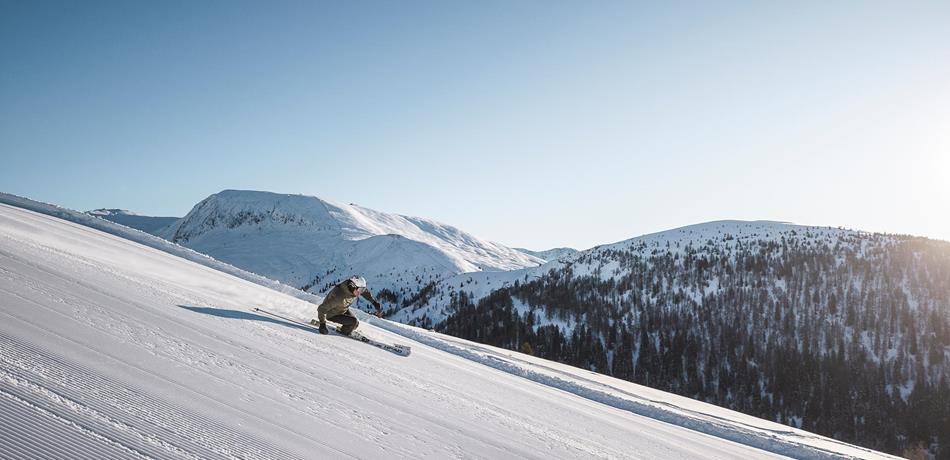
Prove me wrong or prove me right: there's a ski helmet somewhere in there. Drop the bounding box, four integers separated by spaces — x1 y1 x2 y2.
349 275 367 288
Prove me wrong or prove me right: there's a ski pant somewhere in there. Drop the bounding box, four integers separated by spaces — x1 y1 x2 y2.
328 310 358 335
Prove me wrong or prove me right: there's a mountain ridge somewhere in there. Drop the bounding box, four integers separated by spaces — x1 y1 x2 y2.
155 190 543 300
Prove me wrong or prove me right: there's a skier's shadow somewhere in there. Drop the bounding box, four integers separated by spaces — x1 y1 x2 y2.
178 305 314 334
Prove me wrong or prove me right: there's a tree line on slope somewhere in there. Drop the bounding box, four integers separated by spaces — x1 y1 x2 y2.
438 233 950 458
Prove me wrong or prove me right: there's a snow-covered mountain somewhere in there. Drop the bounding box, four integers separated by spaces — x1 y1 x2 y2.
395 221 829 325
515 247 580 263
0 198 897 459
404 220 877 329
156 190 542 303
87 208 179 233
7 190 945 456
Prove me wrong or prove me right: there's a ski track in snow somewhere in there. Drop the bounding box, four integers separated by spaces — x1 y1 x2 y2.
0 200 900 460
0 297 336 460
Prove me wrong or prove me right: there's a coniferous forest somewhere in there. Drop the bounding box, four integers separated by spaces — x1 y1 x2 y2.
437 230 950 458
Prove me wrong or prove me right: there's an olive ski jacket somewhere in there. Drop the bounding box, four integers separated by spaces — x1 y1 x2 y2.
317 281 381 323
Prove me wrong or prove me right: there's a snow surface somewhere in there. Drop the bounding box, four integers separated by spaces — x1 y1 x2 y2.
0 200 898 459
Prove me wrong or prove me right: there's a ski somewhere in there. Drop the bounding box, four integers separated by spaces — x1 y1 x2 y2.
252 307 411 356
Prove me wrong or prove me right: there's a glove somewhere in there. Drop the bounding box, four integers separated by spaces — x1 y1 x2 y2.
318 322 328 334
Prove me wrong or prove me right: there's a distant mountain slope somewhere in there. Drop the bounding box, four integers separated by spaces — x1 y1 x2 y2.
157 190 542 302
87 208 179 233
396 221 821 325
515 247 579 263
399 220 950 458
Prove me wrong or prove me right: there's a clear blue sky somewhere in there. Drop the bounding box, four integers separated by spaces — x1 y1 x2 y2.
2 1 948 250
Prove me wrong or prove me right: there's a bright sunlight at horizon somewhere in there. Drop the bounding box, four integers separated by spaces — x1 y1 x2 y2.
1 1 948 250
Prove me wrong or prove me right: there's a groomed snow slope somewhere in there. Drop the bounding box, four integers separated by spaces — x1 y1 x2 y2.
0 203 896 459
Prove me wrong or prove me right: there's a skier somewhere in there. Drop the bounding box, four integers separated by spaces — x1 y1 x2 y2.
311 275 383 336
